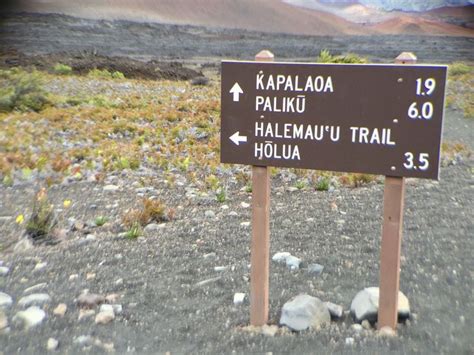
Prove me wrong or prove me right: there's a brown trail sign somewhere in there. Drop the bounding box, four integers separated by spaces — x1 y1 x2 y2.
220 51 447 330
221 60 447 179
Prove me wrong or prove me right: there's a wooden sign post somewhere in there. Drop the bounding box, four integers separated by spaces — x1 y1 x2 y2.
378 52 417 331
220 51 446 328
250 50 274 326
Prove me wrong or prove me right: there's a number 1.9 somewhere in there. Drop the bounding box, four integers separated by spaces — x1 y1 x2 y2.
416 78 436 96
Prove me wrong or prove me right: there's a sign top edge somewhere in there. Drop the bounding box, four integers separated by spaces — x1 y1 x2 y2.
221 60 448 68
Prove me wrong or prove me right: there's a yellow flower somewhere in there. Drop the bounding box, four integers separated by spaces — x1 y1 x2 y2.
63 200 72 208
16 214 24 224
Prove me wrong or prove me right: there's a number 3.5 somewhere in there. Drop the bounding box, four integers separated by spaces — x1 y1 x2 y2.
403 152 429 170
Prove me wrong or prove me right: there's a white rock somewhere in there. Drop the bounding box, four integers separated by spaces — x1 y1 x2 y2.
103 184 119 192
272 252 291 263
228 211 238 217
34 262 47 272
0 266 10 276
351 323 363 332
350 287 410 323
69 274 79 281
95 311 115 324
0 311 8 330
214 266 228 272
240 202 250 208
99 304 114 314
78 309 95 321
307 263 324 275
74 335 94 347
85 234 96 241
13 237 33 252
240 221 250 227
285 255 301 270
47 337 59 351
0 292 13 309
18 293 51 308
345 337 355 346
280 294 330 331
111 304 123 315
325 302 343 319
13 306 46 329
378 326 397 337
261 324 278 337
53 303 67 317
233 293 246 305
23 283 48 294
205 210 216 219
144 223 162 232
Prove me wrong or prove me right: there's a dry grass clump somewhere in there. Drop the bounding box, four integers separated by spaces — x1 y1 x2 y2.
122 198 174 229
446 62 473 119
25 188 58 242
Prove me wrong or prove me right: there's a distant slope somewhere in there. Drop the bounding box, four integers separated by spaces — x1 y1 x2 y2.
372 14 474 36
20 0 373 36
16 0 474 37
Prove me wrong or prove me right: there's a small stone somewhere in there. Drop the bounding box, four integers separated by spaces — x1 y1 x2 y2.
351 323 363 332
378 326 397 337
23 283 48 294
272 252 291 263
111 304 123 315
53 303 67 317
77 292 105 308
18 293 51 308
228 211 238 217
240 221 250 227
115 278 124 286
233 293 246 305
280 294 330 331
13 237 33 252
307 263 324 275
204 210 216 218
74 335 94 347
78 309 95 321
47 337 59 351
261 324 278 337
361 319 371 330
0 292 13 309
85 234 96 241
103 184 119 192
325 302 343 319
144 223 162 232
95 311 115 324
105 294 120 303
0 266 10 276
240 202 250 208
69 274 79 281
214 266 228 272
34 262 47 272
86 273 96 280
0 311 8 330
102 342 115 352
286 255 301 270
99 304 114 313
345 337 355 346
13 306 45 329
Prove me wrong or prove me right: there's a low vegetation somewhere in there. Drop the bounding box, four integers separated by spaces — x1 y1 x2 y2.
122 198 174 237
316 49 367 64
446 61 473 118
25 188 57 241
0 59 470 192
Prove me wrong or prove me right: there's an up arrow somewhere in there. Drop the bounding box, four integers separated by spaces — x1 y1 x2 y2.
230 131 247 145
229 82 243 102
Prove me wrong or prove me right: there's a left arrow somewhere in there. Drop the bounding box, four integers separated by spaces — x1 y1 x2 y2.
229 131 247 145
229 82 243 102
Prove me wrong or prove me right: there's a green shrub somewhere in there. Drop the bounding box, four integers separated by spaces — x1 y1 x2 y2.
26 188 58 241
53 63 73 75
0 68 50 112
316 49 367 64
87 68 125 79
111 71 125 79
449 62 471 76
315 176 330 191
